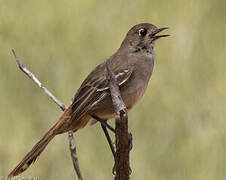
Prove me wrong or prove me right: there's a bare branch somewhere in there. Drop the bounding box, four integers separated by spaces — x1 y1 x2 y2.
11 49 83 179
105 59 131 180
68 131 83 180
12 49 66 111
105 60 126 114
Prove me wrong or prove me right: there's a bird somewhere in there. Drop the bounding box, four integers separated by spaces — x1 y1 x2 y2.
8 23 169 177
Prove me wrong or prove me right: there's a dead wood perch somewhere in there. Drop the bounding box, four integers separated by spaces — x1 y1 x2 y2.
106 59 132 180
11 50 132 180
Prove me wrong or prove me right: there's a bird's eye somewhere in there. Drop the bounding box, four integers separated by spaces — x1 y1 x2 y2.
138 28 147 36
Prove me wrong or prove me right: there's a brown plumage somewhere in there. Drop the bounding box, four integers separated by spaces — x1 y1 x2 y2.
8 23 169 177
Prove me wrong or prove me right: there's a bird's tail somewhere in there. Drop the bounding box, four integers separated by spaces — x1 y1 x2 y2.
8 105 73 178
8 123 58 178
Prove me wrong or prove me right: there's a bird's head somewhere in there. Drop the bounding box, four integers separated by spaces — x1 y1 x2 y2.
121 23 169 54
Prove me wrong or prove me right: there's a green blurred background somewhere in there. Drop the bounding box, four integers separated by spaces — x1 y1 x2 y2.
1 0 226 179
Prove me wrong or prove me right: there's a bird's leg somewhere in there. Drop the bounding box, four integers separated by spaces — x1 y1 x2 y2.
128 132 133 175
91 115 116 175
91 116 116 157
92 115 133 175
92 115 115 133
100 123 116 158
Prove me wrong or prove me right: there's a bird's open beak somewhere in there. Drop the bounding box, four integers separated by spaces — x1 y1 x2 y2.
151 27 170 41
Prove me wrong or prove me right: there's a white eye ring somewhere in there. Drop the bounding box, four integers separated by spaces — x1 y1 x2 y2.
138 28 147 36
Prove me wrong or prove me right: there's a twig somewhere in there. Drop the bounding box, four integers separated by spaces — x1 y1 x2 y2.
11 49 83 180
12 49 66 111
105 59 131 180
68 131 83 180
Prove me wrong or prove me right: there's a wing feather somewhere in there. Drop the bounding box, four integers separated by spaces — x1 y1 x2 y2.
70 63 133 122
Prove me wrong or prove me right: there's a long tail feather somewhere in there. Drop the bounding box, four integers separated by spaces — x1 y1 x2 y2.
8 125 56 178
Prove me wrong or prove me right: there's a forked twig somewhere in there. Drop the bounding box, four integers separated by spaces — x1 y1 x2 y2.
11 49 132 180
11 49 83 180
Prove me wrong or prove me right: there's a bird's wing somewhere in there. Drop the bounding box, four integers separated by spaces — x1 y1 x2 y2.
70 62 133 121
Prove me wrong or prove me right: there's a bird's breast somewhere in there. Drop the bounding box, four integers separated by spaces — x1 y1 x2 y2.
121 57 154 110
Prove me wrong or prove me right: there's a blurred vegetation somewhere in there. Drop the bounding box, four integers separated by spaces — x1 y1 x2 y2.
0 0 226 179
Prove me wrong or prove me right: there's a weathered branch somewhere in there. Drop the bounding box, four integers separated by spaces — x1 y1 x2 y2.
105 59 131 180
68 131 83 180
11 49 83 180
12 49 66 111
